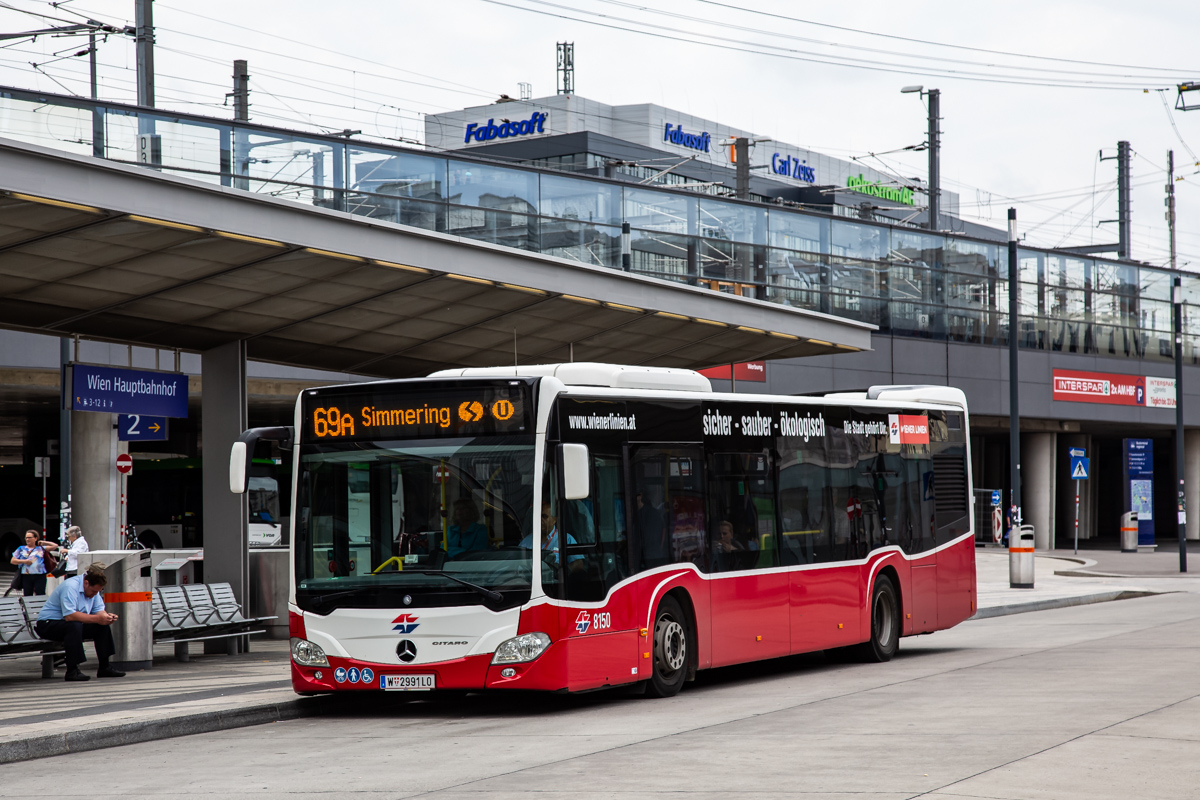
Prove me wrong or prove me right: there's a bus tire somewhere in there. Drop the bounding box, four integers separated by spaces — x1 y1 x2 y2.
646 595 688 698
859 574 900 663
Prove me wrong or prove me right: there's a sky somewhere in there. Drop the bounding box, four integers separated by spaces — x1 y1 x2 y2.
0 0 1197 267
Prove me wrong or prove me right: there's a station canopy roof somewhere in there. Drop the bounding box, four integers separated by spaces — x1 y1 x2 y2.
0 136 873 378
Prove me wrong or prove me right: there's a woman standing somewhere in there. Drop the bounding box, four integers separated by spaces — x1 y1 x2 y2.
61 526 89 578
10 529 55 596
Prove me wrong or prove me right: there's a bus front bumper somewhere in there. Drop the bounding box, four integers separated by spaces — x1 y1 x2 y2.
291 641 568 693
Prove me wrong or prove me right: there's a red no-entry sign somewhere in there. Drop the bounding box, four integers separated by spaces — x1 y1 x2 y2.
116 453 133 474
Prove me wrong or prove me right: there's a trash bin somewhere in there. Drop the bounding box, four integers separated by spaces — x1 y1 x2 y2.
79 550 154 671
1009 525 1035 589
1120 511 1139 553
249 547 289 640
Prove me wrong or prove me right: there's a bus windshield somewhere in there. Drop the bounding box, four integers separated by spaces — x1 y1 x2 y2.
295 437 536 611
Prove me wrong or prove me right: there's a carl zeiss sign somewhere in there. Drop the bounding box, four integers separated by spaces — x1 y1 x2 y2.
68 364 188 418
771 153 816 184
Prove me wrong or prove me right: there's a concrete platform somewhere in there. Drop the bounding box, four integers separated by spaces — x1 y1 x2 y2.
3 549 1198 764
971 550 1192 618
0 639 313 763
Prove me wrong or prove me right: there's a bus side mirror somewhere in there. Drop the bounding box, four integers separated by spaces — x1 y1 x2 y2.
230 426 294 494
230 441 248 494
559 443 591 500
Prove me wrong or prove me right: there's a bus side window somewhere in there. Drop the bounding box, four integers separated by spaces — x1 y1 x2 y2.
707 452 778 573
540 466 565 599
629 446 707 574
562 452 630 602
779 462 829 564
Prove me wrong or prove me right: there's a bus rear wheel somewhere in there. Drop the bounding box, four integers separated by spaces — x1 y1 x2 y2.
646 595 688 698
858 574 900 663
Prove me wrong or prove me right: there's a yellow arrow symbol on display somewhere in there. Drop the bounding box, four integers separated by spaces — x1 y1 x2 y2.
149 423 161 432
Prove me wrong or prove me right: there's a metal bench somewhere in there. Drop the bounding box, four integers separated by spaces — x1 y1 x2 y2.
207 582 276 628
153 583 274 661
154 586 207 632
182 584 221 626
0 596 65 678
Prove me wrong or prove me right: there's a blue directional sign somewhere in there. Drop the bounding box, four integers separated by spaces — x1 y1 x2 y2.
118 414 168 441
990 490 1001 507
1070 455 1089 480
68 364 188 418
1124 439 1154 547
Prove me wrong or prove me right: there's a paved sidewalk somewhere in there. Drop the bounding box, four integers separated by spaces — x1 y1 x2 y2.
0 638 316 763
969 551 1176 618
1045 543 1200 577
4 550 1198 764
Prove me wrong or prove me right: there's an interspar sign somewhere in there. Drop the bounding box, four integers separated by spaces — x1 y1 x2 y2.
1145 376 1177 408
1052 369 1175 408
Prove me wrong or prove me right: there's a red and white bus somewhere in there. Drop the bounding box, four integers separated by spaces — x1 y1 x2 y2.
231 363 975 697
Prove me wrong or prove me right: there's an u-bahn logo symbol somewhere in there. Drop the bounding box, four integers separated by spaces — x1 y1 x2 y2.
491 399 515 420
458 401 484 422
397 639 418 663
575 610 591 634
393 613 420 634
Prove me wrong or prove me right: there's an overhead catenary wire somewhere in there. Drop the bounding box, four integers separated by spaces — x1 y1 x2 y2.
690 0 1200 75
592 0 1195 83
0 1 1191 266
477 0 1177 90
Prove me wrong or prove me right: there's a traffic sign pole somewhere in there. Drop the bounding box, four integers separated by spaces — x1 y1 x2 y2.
116 453 133 548
1080 474 1089 556
1069 449 1088 555
33 456 50 538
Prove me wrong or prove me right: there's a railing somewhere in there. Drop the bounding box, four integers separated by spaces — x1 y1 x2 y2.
1 85 1196 363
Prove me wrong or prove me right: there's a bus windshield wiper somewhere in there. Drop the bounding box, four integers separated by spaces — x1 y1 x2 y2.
305 573 503 607
401 570 504 602
307 587 379 608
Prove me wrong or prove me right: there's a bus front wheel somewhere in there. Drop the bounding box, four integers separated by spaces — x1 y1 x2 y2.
858 574 900 663
646 595 688 698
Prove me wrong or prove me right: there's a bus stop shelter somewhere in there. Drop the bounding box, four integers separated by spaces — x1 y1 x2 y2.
0 135 875 617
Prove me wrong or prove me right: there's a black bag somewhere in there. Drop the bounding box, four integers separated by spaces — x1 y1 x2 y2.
6 571 20 594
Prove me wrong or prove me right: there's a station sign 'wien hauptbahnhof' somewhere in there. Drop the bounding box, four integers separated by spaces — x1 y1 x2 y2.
64 364 189 418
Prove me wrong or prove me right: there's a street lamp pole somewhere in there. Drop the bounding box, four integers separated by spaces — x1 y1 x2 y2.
1008 208 1021 548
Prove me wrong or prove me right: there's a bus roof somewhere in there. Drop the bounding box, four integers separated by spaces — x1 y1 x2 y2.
429 363 711 393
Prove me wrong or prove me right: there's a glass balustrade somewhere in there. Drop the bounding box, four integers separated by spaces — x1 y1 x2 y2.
1 86 1195 364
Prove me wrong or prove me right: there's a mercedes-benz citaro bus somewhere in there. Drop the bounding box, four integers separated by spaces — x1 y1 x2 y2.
229 363 976 698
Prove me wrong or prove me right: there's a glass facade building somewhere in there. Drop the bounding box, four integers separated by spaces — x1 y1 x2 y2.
0 86 1191 363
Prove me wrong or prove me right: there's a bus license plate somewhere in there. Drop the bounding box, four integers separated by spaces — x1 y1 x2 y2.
382 674 435 691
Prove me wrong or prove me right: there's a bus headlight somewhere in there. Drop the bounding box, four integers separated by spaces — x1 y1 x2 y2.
291 637 329 667
491 632 552 664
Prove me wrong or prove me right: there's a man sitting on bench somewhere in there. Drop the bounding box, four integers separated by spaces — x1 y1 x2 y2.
35 563 126 682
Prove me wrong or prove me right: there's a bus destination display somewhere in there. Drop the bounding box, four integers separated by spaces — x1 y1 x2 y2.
303 385 528 443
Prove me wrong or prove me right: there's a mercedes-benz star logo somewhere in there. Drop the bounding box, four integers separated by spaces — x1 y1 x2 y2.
397 639 418 663
403 595 412 606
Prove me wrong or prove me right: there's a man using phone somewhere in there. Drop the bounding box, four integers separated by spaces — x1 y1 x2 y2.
35 563 125 681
